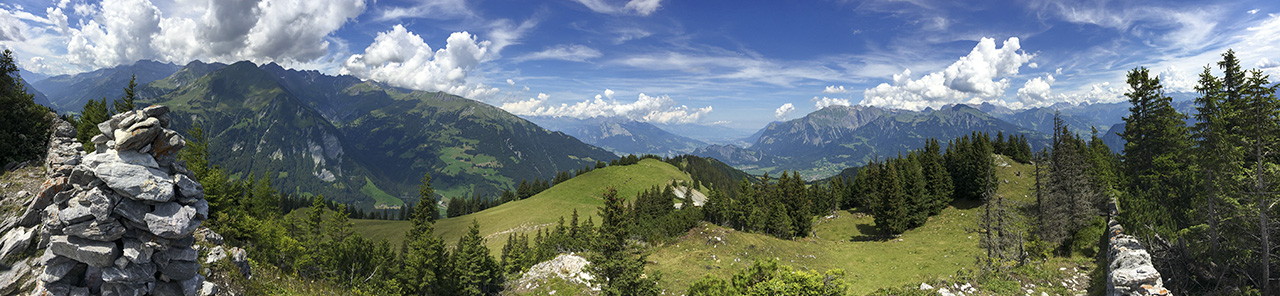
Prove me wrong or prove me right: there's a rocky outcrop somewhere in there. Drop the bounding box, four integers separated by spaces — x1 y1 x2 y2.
1106 196 1171 296
26 105 213 296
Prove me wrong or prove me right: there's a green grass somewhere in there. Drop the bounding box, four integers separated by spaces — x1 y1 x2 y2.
647 154 1041 295
353 158 693 251
360 177 404 208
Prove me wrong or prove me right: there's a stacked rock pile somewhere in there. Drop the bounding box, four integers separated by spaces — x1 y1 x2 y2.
34 105 210 295
1105 196 1171 296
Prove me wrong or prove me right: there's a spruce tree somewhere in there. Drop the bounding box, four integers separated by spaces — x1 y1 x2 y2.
590 187 659 296
113 74 138 113
402 174 451 295
1119 67 1193 236
0 49 50 165
454 219 500 296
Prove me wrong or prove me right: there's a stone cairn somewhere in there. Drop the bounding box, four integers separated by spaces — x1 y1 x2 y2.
1105 196 1171 296
34 105 209 295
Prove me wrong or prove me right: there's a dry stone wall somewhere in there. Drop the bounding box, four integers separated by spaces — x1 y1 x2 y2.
31 105 211 296
1105 196 1172 296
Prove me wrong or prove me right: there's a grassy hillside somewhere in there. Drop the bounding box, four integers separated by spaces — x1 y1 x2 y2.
648 154 1036 295
349 155 1042 294
352 158 693 251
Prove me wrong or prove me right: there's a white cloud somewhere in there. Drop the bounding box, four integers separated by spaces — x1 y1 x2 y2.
514 44 602 62
623 0 662 15
603 89 615 99
1015 74 1054 107
340 25 500 99
506 78 515 86
500 92 712 124
1157 66 1196 93
1248 9 1259 15
17 0 366 71
823 85 851 94
375 0 473 21
774 103 795 120
813 97 851 109
0 10 26 41
65 0 162 68
861 37 1034 111
1258 57 1280 69
573 0 663 16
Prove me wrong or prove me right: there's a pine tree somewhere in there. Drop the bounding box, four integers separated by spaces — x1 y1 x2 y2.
419 173 439 222
76 98 111 152
1238 68 1278 296
1119 67 1193 236
0 49 50 165
454 220 500 296
113 74 138 113
590 187 659 296
402 174 451 295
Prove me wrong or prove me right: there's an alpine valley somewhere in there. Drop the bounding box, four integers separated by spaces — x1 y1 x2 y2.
29 60 618 208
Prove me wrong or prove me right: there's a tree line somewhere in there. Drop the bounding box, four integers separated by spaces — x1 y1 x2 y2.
1116 50 1278 295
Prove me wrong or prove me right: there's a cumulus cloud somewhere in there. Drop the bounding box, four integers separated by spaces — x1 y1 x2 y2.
573 0 663 16
774 103 795 120
1258 57 1280 69
500 92 711 124
340 25 500 99
813 97 851 109
30 0 365 71
514 44 602 62
506 79 515 86
1015 75 1054 107
1157 66 1196 92
0 10 26 41
861 37 1034 111
603 89 615 99
823 85 851 94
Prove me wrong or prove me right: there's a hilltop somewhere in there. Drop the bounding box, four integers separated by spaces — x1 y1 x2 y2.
354 158 694 251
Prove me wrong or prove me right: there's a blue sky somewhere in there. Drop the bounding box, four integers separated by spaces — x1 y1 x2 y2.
2 0 1279 130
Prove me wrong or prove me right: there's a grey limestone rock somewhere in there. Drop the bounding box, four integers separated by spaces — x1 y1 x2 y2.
145 202 199 239
49 235 120 267
63 219 126 241
94 162 173 202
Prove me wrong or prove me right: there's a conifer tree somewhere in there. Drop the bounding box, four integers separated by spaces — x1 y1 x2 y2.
0 49 50 165
454 220 500 296
113 74 137 113
402 173 451 295
590 187 659 296
1119 67 1192 235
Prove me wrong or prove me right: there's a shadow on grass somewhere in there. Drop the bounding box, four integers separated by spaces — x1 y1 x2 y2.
850 223 890 242
949 197 985 210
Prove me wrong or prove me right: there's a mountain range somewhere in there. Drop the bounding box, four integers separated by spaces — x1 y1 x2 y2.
523 116 707 157
28 60 617 209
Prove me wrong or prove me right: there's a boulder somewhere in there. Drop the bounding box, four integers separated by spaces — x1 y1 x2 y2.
150 129 185 159
40 255 85 283
63 219 127 241
114 117 161 151
94 162 174 202
157 260 199 280
83 187 117 222
113 198 151 225
101 263 155 283
145 202 199 239
97 117 120 140
58 202 94 226
121 239 153 265
0 226 33 262
100 282 149 296
19 176 68 227
173 174 203 202
142 105 169 117
49 235 120 267
204 246 226 264
230 247 251 279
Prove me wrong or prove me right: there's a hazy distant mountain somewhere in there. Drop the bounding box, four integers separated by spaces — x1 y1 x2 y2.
18 69 48 83
995 107 1105 136
652 123 754 145
142 61 616 207
33 60 181 112
713 104 1042 179
526 116 706 157
19 78 53 108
